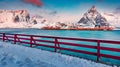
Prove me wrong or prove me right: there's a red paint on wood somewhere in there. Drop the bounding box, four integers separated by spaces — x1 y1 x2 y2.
0 33 120 62
97 40 100 61
30 36 33 47
14 34 17 44
2 33 5 42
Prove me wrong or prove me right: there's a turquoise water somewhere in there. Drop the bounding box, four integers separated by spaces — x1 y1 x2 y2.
0 28 120 41
0 28 120 65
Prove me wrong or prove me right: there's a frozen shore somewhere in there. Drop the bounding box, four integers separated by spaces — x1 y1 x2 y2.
0 42 114 67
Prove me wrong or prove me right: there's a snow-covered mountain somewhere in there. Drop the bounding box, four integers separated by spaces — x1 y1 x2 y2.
0 10 28 28
0 10 73 29
78 6 110 28
0 10 48 28
0 7 119 29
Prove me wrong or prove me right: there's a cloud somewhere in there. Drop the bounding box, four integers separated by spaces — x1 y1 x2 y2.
23 0 43 7
104 13 115 17
114 6 120 14
49 11 57 15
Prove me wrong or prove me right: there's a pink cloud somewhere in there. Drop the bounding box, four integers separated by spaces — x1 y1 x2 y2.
23 0 43 6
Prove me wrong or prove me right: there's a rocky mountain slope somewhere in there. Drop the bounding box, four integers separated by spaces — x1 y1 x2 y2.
78 6 110 28
0 6 117 29
0 10 46 28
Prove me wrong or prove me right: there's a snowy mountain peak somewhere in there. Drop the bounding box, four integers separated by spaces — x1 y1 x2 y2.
78 6 109 28
0 10 28 14
0 9 50 28
88 5 97 14
0 9 29 23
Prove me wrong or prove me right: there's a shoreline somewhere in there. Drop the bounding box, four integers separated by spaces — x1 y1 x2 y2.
0 28 117 31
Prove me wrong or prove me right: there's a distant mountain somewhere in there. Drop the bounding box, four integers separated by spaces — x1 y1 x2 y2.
0 10 47 28
0 10 30 23
0 7 116 30
0 9 67 29
78 6 110 28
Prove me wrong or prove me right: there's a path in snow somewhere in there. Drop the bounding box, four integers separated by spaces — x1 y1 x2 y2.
0 42 114 67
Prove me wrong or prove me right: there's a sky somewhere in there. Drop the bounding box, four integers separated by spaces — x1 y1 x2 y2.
0 0 119 13
0 0 120 23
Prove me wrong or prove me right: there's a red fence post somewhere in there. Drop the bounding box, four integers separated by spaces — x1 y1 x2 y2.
54 38 58 52
30 36 33 47
2 33 5 42
97 40 100 61
14 34 17 44
54 38 60 52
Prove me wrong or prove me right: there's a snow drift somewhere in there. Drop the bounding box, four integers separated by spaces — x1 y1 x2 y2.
0 41 113 67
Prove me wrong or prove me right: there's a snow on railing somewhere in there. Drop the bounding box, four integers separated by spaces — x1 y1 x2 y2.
0 33 120 64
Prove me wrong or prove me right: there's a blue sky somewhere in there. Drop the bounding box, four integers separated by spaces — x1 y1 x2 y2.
0 0 120 14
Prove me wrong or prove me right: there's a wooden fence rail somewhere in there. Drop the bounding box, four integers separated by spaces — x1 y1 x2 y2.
0 33 120 64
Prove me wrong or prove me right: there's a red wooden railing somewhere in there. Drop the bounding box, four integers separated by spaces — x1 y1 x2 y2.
0 33 120 64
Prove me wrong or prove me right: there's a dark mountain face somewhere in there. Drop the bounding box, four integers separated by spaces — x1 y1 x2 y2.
78 6 109 27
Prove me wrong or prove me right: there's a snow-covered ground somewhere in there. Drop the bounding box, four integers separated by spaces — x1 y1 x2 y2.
0 42 113 67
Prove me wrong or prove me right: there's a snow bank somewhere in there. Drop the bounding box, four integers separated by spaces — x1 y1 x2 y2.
0 42 113 67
